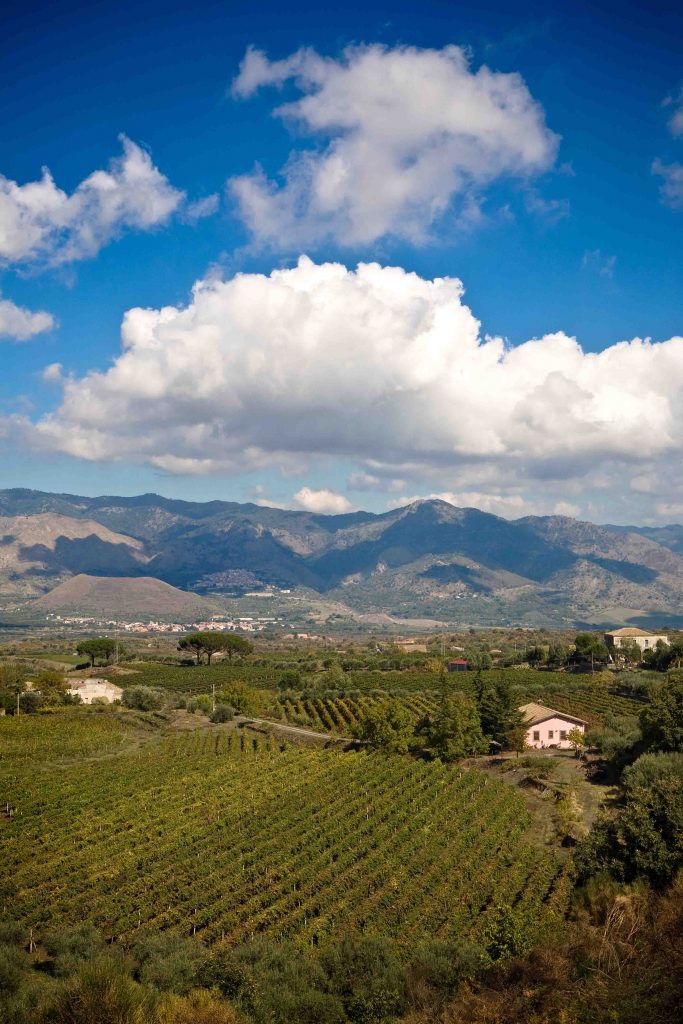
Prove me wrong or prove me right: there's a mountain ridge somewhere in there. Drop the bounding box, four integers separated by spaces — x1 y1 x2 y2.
0 488 681 627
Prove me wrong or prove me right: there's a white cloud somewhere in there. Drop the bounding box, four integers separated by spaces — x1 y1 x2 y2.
395 491 528 517
664 88 683 137
653 158 683 209
0 296 55 340
0 136 185 266
41 362 63 382
184 194 220 222
582 249 616 279
293 487 352 514
28 257 683 521
230 43 559 247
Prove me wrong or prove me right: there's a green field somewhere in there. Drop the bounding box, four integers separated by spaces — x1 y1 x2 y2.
0 714 567 952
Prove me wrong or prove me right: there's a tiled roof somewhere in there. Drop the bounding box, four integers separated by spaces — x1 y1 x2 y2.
519 702 587 726
604 627 660 637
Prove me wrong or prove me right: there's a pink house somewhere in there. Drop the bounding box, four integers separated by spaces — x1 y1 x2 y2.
520 703 587 750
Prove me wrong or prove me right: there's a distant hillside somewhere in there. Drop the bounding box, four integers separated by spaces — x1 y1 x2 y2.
0 513 147 599
33 575 222 619
1 488 682 627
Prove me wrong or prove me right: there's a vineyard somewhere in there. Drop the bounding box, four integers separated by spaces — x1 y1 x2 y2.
123 661 645 732
0 715 568 953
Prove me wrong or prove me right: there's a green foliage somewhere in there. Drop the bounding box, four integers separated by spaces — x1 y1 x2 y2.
43 923 106 977
0 728 559 951
210 704 234 724
216 683 259 715
321 934 407 1023
134 933 205 995
577 752 683 887
38 955 154 1024
178 633 253 666
122 685 166 711
75 638 120 667
0 663 27 714
419 692 487 761
585 714 642 770
476 676 524 743
572 633 610 665
640 681 683 752
352 701 414 753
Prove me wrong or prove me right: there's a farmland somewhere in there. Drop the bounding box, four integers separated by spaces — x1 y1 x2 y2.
0 714 567 952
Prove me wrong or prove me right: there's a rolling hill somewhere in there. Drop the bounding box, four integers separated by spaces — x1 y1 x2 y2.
32 575 222 619
1 488 682 626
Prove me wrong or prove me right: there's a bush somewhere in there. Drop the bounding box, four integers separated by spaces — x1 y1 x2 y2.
43 923 106 976
37 956 154 1024
134 934 204 995
210 704 234 724
156 988 240 1024
187 695 213 716
122 686 165 712
322 934 407 1023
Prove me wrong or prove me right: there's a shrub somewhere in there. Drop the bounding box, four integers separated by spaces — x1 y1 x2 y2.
122 686 165 712
210 704 234 724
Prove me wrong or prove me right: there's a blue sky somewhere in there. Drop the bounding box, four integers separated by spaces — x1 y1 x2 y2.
1 0 682 523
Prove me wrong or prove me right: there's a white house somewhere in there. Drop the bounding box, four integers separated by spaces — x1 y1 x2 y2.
519 703 587 750
67 678 123 704
603 627 669 653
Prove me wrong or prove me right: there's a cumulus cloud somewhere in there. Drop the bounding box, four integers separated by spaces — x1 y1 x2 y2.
664 87 683 138
28 257 683 519
293 487 352 514
653 158 683 208
0 296 55 340
0 136 185 266
230 43 559 246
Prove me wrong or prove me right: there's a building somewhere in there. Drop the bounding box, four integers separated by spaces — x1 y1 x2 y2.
603 627 669 652
67 679 124 704
447 659 469 672
519 703 587 750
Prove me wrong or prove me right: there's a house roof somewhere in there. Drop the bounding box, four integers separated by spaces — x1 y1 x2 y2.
604 627 663 638
519 702 587 727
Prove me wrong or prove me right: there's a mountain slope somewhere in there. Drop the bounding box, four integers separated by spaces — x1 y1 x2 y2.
1 489 681 626
33 575 222 619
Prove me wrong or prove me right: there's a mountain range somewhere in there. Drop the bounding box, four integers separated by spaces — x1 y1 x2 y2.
0 488 682 628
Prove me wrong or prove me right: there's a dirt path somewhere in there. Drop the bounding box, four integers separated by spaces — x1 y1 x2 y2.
236 715 354 745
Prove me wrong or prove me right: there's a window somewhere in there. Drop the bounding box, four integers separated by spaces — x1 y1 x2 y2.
560 730 567 740
533 730 540 742
548 730 554 739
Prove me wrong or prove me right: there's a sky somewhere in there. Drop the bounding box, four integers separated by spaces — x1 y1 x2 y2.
1 0 682 525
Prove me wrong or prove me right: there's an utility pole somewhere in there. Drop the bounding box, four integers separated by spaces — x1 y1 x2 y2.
16 691 20 716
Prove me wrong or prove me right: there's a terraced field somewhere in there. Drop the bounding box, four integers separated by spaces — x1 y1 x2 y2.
0 715 567 952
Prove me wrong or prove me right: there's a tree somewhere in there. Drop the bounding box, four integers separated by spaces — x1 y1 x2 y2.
547 643 569 669
476 677 525 744
618 639 642 667
504 724 528 757
178 632 253 665
524 645 546 667
576 752 683 887
464 648 491 673
640 681 683 753
568 726 586 757
32 670 69 705
220 634 253 664
572 633 610 669
353 702 414 754
0 663 26 714
75 638 118 667
420 693 487 762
